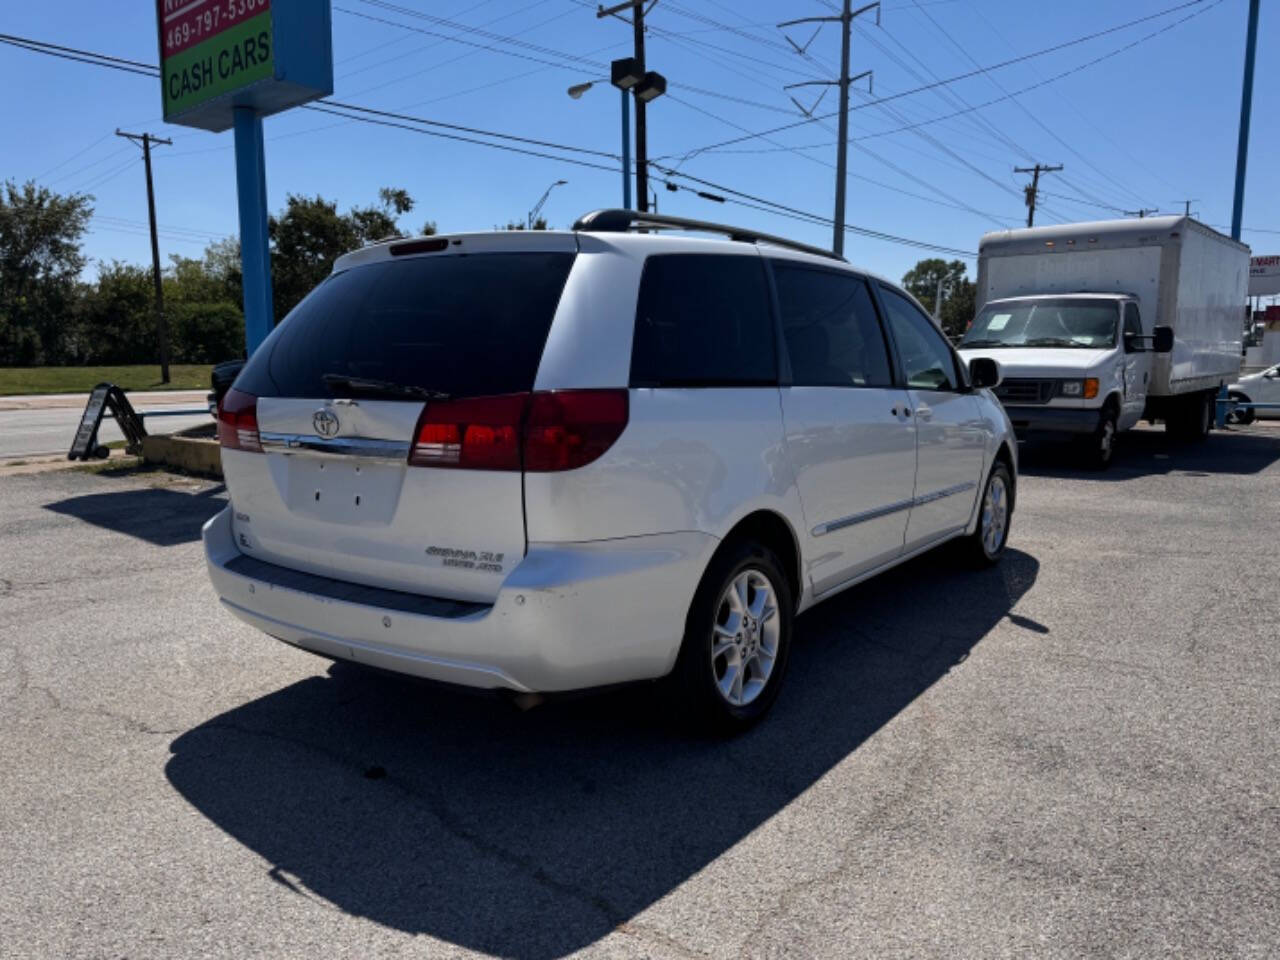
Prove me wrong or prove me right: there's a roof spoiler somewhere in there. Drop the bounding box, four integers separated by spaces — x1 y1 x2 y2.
572 208 845 262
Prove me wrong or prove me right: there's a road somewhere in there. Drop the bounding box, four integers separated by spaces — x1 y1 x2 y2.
0 391 212 459
1 425 1277 958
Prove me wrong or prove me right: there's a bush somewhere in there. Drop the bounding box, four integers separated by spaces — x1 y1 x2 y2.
169 301 244 364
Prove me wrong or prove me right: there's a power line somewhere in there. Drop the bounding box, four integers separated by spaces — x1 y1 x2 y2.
657 0 1219 158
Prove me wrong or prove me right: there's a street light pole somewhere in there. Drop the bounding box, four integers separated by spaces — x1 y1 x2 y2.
528 179 567 230
620 87 632 210
567 79 632 209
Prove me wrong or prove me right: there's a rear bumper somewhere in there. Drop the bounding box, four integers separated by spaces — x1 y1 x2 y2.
203 506 715 692
1002 405 1101 437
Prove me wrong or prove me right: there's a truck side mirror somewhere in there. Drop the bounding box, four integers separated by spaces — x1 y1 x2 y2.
1152 326 1174 353
968 356 1002 389
1123 333 1141 354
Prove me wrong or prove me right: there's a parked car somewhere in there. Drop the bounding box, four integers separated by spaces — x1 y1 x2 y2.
205 209 1017 731
1227 363 1280 423
958 217 1248 468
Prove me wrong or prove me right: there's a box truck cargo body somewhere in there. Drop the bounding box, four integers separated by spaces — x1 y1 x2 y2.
958 217 1248 467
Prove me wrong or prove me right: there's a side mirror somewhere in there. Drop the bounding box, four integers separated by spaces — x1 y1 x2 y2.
969 356 1002 390
1153 326 1174 354
1123 332 1141 354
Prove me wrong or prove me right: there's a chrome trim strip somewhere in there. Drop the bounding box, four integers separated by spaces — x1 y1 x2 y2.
912 480 978 507
259 431 411 461
810 481 977 537
812 498 913 537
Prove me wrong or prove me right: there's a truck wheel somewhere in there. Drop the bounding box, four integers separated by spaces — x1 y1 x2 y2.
668 539 794 734
1228 392 1255 425
1187 392 1212 441
1083 408 1117 470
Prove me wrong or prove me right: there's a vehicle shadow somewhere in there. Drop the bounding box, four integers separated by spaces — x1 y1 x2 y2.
44 482 226 546
1018 424 1280 480
166 546 1038 959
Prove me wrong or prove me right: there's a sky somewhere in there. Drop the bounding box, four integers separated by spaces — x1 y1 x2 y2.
1 0 1276 288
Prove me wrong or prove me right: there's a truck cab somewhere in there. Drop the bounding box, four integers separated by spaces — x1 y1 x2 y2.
958 293 1163 467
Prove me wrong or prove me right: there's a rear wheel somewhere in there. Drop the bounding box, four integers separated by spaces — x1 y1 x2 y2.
669 540 793 734
1228 392 1255 425
1168 391 1212 441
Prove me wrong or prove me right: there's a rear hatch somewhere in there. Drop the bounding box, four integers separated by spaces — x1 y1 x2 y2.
219 236 577 604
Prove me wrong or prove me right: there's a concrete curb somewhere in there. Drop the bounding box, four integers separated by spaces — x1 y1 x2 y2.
141 434 223 478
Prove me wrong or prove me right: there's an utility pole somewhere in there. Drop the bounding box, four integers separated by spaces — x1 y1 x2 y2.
1231 0 1260 241
1123 208 1159 219
116 130 173 383
779 3 879 256
1174 199 1199 218
934 275 950 319
1014 163 1062 229
597 2 666 214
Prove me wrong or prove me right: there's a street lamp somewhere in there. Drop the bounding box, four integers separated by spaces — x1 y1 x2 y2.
566 73 632 210
528 179 567 230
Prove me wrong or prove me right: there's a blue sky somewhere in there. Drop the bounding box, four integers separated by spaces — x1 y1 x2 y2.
2 0 1275 286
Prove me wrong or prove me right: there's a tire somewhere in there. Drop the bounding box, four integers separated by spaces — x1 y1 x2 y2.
960 460 1014 567
668 539 794 734
1228 392 1255 425
1167 392 1212 441
1082 407 1117 470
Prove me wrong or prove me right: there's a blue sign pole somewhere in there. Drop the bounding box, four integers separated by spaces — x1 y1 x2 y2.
234 107 274 355
1230 0 1259 242
621 88 632 210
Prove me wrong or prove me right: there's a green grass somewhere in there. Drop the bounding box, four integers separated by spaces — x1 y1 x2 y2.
0 365 214 395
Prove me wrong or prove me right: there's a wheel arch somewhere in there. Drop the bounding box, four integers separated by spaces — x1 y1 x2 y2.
714 509 803 613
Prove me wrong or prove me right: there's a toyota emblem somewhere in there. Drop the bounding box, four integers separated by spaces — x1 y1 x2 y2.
313 408 340 438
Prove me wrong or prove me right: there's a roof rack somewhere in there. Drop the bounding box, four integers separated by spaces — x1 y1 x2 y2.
572 208 845 262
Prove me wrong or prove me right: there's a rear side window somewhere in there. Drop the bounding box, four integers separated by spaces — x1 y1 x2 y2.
630 254 776 387
235 252 575 399
772 263 893 387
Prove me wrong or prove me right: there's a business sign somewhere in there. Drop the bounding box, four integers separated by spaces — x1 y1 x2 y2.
157 0 333 132
1250 255 1280 296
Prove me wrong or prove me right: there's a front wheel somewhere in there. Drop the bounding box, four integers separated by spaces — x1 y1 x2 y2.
960 460 1013 567
669 540 794 734
1082 408 1117 470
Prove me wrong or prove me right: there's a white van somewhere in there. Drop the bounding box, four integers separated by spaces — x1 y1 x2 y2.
205 210 1017 730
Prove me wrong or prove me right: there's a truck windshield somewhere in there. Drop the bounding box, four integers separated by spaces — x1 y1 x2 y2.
960 299 1118 349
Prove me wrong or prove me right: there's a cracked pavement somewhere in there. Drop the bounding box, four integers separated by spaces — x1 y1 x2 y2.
1 426 1278 959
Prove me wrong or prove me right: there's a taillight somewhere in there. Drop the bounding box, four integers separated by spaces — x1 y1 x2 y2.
217 388 262 453
407 389 628 472
409 393 527 470
523 390 629 472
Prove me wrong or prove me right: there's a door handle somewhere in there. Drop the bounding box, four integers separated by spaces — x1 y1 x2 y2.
915 404 933 421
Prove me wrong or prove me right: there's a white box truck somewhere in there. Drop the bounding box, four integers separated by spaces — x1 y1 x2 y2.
957 216 1248 468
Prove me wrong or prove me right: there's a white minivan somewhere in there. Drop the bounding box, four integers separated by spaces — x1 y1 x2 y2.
205 210 1017 730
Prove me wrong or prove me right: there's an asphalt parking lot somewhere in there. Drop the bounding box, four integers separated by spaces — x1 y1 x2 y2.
2 424 1278 959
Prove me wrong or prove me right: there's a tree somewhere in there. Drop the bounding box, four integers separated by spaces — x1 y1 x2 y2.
901 258 974 338
500 218 548 231
74 262 154 364
0 180 93 364
269 186 416 320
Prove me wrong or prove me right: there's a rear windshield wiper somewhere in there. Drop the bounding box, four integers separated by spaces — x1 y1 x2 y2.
321 374 450 401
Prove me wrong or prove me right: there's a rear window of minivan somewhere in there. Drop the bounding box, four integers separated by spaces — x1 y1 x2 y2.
236 252 576 399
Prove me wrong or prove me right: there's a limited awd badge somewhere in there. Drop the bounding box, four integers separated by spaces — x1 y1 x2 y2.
313 408 340 437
